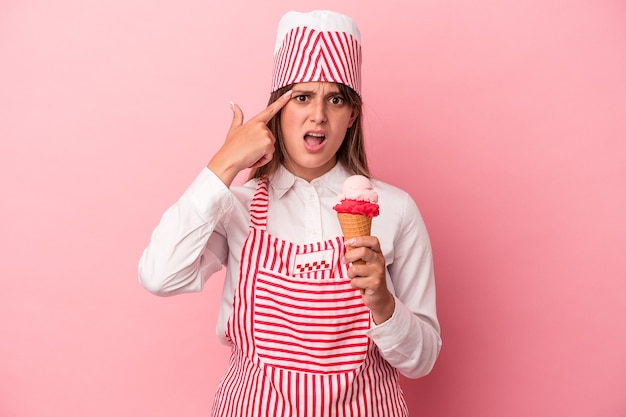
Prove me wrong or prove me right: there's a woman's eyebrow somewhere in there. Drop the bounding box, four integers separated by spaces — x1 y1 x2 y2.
291 89 315 95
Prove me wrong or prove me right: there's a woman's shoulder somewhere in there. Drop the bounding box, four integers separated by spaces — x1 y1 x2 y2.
369 177 420 218
370 178 413 201
230 177 260 202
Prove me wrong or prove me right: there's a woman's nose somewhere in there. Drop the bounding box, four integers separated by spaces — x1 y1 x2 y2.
310 100 327 123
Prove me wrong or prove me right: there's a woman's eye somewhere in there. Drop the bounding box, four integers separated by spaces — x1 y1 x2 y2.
330 96 345 105
294 95 308 102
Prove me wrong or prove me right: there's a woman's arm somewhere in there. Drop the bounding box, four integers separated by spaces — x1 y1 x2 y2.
366 192 442 379
138 168 234 296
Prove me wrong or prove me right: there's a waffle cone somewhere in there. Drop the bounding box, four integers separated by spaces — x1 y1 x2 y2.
337 213 372 239
337 213 372 268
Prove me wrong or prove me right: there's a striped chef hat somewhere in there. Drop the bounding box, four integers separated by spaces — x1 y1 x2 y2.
271 10 362 95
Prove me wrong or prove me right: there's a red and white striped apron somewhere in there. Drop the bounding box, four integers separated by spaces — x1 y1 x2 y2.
211 179 408 416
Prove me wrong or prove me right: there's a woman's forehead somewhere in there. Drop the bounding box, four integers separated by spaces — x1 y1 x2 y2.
290 82 341 94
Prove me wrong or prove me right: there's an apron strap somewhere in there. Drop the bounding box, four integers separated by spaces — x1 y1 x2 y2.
249 177 269 230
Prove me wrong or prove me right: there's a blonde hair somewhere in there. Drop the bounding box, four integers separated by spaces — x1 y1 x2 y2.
248 83 369 180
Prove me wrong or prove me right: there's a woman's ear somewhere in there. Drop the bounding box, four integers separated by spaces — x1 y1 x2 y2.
348 109 359 128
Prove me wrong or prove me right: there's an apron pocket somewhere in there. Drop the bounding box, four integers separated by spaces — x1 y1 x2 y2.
253 268 370 374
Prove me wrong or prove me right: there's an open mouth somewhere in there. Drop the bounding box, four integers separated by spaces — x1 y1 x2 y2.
304 132 326 151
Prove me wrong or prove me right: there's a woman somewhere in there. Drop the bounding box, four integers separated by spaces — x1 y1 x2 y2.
139 10 441 416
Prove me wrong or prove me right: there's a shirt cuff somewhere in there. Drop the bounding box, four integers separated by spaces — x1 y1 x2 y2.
181 167 234 221
366 296 414 350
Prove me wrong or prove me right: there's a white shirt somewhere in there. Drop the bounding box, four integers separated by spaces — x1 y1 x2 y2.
138 163 441 378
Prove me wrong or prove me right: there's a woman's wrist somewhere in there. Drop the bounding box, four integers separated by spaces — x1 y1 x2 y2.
371 292 395 325
207 157 239 187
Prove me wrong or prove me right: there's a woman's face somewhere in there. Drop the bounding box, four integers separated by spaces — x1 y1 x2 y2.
279 82 358 181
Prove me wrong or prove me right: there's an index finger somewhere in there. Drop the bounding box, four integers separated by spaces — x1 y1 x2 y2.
251 90 293 124
346 236 382 253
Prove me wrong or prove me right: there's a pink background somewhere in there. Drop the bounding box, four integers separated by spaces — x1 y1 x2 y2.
1 0 625 416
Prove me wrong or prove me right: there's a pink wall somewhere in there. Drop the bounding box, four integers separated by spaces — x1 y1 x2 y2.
1 0 624 416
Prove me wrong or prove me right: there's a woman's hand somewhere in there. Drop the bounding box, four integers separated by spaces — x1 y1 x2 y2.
208 90 292 186
344 236 395 324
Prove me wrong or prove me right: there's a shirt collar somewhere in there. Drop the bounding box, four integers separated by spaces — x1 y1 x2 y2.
268 163 351 198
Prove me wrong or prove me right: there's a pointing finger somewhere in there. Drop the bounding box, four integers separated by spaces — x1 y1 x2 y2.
252 89 293 124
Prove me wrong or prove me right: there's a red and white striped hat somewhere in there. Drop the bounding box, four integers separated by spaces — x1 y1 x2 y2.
271 10 362 95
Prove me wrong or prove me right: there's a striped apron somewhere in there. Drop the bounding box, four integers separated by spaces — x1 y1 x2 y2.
211 178 408 416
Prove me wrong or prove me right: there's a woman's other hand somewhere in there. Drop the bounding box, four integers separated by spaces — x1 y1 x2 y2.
344 236 395 324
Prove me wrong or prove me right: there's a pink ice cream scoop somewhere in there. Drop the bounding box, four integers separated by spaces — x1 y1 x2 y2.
333 175 380 218
337 175 379 203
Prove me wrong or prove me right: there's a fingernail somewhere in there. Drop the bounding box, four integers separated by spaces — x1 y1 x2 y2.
346 238 356 246
282 90 293 99
230 101 235 112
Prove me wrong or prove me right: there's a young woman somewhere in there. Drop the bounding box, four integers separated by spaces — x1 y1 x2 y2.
139 10 441 416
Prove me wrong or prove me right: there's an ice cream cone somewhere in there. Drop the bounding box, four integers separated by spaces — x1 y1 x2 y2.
334 175 380 295
337 212 371 266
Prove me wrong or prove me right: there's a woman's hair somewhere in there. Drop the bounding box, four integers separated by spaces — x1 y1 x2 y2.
248 83 370 180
